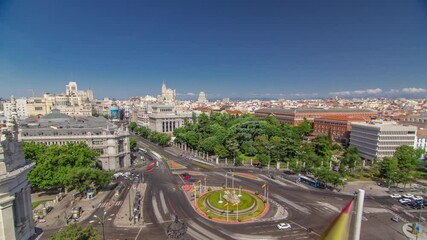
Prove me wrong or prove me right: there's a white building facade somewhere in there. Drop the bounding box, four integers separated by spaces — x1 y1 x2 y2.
148 104 193 134
20 110 131 171
349 122 417 161
3 97 28 120
0 99 35 240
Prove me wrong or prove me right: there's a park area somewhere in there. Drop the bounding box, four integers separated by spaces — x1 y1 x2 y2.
197 189 267 222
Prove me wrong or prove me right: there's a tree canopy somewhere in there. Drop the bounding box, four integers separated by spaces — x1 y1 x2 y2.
128 123 171 147
49 224 100 240
25 142 112 191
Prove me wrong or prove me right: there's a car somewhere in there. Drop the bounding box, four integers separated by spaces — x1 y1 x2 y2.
390 194 402 199
277 223 291 230
399 198 412 204
413 196 423 201
391 216 400 222
269 174 276 179
403 193 414 199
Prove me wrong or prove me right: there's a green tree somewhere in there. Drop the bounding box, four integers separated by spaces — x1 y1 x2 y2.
312 135 332 158
64 168 113 192
296 118 313 137
214 145 228 158
128 122 138 131
200 136 221 153
379 157 400 187
394 145 422 172
49 224 100 240
341 146 362 174
157 133 171 146
25 143 101 190
225 138 239 159
129 138 137 151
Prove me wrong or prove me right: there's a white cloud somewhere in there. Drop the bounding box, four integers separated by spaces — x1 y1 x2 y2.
401 88 426 94
387 89 400 94
329 88 382 96
186 92 195 96
291 93 319 97
329 91 351 96
352 88 383 95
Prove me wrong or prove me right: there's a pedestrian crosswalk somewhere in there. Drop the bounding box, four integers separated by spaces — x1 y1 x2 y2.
97 200 123 208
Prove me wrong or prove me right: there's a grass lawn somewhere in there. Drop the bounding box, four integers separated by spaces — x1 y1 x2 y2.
346 175 374 182
197 190 266 221
233 172 258 180
191 161 214 169
207 190 254 211
32 199 50 209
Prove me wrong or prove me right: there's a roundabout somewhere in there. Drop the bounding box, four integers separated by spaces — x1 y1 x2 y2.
196 188 268 223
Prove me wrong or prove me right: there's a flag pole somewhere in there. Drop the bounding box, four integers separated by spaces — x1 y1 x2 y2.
353 189 365 240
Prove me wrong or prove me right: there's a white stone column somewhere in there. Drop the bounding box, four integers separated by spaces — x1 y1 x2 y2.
0 195 17 240
216 157 219 165
24 186 35 232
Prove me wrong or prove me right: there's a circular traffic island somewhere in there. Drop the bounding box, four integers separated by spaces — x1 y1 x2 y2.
196 189 267 223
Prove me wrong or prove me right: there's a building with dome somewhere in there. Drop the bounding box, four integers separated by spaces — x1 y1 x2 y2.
197 91 207 104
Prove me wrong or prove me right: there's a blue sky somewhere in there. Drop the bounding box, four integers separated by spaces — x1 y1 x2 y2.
1 0 427 99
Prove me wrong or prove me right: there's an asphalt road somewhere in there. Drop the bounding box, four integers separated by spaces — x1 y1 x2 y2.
39 134 425 240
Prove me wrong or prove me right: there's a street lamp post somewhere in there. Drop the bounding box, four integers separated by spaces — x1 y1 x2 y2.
265 145 275 174
90 211 114 240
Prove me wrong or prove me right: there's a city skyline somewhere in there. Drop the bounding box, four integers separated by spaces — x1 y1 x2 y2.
1 0 427 99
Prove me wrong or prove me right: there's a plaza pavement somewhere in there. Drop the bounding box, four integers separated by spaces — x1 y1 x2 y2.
113 182 147 227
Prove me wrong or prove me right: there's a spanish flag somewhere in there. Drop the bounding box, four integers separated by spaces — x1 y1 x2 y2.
321 198 354 240
261 183 266 188
223 202 229 207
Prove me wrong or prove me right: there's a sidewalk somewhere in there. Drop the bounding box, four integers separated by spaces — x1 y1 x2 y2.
341 181 390 197
402 223 427 240
113 183 147 227
35 190 110 230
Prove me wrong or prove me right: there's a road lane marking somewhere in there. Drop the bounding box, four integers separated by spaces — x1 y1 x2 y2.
187 220 222 240
152 196 164 223
134 225 144 240
187 227 211 240
272 194 310 215
159 190 169 216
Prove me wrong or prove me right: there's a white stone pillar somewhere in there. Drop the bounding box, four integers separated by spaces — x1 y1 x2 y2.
277 162 280 170
25 186 35 232
216 157 219 165
0 196 17 240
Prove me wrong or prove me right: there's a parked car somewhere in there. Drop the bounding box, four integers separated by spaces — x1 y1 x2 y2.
413 196 423 201
277 223 291 230
390 194 402 199
403 193 414 199
399 198 412 205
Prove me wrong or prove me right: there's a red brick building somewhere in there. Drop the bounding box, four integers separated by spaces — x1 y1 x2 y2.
255 108 377 126
313 115 370 144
